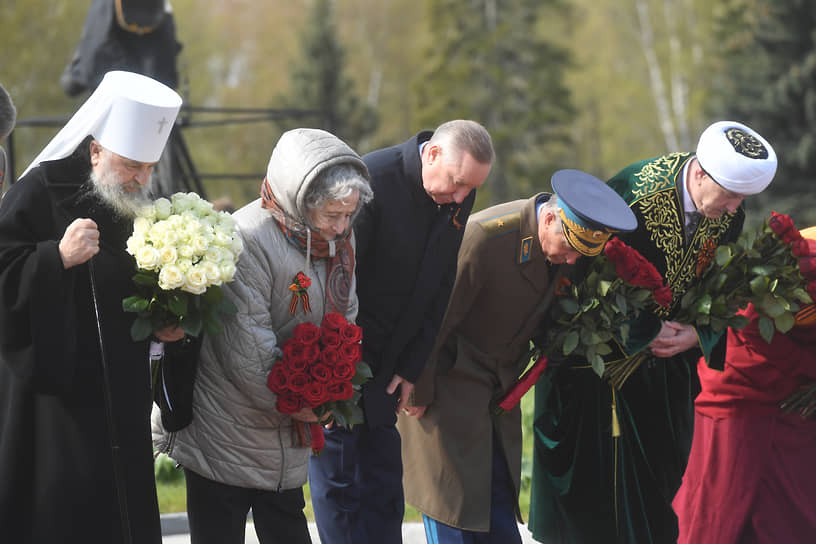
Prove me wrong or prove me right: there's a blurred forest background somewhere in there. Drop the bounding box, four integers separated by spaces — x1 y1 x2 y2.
3 0 816 226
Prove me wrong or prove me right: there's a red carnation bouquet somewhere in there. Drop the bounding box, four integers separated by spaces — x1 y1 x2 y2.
266 312 372 453
496 238 671 413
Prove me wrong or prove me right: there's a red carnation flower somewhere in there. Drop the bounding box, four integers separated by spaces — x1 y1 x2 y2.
295 271 312 289
303 381 330 407
792 238 816 258
276 393 302 415
328 381 354 401
310 363 333 384
322 330 342 349
266 364 289 394
339 342 362 364
332 361 356 382
604 238 663 290
800 257 816 280
322 312 347 332
653 285 673 308
320 347 342 366
287 372 311 393
340 323 363 343
769 212 795 238
292 322 321 344
782 229 804 245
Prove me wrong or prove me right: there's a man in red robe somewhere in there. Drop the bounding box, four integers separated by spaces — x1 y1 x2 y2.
673 227 816 543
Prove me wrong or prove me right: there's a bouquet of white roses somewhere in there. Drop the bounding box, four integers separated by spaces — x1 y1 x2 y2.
122 192 243 341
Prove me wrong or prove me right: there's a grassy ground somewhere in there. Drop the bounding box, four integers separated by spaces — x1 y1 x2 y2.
156 389 536 522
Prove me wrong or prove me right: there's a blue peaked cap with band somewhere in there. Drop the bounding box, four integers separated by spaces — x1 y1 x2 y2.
551 169 637 256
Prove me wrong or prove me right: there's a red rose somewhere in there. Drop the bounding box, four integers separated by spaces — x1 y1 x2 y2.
792 238 816 258
339 342 362 364
328 381 354 401
320 347 342 366
287 372 311 393
782 229 804 245
808 280 816 300
310 363 333 384
653 285 673 308
768 211 794 236
340 323 363 344
304 381 330 407
266 364 289 394
332 361 356 382
292 322 321 344
276 393 302 414
322 312 347 332
287 354 310 373
800 257 816 280
281 339 305 365
302 342 321 365
321 330 342 349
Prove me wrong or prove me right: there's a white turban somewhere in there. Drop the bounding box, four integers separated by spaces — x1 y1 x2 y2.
21 71 182 178
695 120 777 195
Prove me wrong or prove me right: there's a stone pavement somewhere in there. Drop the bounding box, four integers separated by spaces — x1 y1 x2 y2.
160 514 539 543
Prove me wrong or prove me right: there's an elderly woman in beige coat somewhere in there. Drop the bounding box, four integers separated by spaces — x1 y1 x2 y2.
152 128 372 544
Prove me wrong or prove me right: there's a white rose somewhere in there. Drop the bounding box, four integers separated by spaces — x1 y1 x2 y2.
137 204 157 221
159 246 178 265
133 216 152 235
190 235 210 255
178 243 195 259
229 236 244 258
217 213 236 232
167 215 185 229
219 261 237 283
204 247 224 263
171 192 196 212
126 234 145 256
202 261 222 285
161 229 180 248
158 265 185 290
154 198 173 220
135 245 161 271
182 266 208 295
194 198 214 216
214 230 233 247
176 258 193 273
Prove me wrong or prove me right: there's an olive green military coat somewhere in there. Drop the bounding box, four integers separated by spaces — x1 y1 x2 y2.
398 194 570 531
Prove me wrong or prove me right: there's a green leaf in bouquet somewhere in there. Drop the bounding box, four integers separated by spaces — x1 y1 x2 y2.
558 297 580 315
619 322 631 346
590 352 605 378
202 285 224 305
709 316 728 334
681 289 697 310
181 312 203 337
694 294 712 315
599 279 612 297
758 315 775 344
714 246 732 267
747 248 762 259
697 315 710 325
631 289 652 303
727 313 751 331
750 265 776 277
167 293 188 316
133 272 158 287
793 287 813 304
759 295 785 318
713 272 729 291
595 343 613 356
774 312 796 334
218 295 238 315
203 313 223 336
347 403 365 426
355 361 373 379
615 293 628 315
562 330 579 355
122 296 149 313
710 295 729 316
130 316 153 341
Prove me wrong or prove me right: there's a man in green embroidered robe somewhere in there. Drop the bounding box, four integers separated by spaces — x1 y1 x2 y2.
529 121 778 544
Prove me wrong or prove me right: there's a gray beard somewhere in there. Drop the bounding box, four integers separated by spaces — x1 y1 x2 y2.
88 169 152 219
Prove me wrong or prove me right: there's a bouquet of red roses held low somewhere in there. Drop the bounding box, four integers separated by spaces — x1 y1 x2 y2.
266 312 372 453
495 237 671 413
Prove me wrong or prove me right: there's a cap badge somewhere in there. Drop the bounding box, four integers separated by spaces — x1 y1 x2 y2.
725 128 768 159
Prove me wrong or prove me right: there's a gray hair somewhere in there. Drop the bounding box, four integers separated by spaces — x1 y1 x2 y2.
0 84 16 141
538 193 563 233
303 164 373 214
429 120 494 164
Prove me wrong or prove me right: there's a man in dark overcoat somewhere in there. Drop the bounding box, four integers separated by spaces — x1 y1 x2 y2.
398 170 636 543
0 71 185 543
308 120 493 543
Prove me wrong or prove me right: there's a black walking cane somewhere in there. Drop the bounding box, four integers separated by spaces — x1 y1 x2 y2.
88 257 133 544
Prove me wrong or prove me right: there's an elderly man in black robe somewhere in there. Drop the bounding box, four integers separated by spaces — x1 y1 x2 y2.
0 71 184 543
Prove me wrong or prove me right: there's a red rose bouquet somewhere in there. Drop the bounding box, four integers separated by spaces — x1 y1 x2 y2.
266 313 372 453
496 238 671 412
